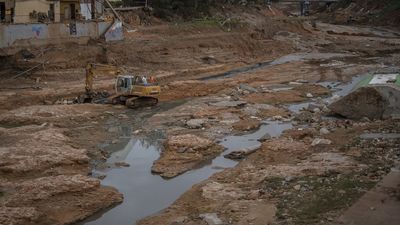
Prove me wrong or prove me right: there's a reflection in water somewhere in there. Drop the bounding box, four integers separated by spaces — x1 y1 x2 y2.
84 121 292 225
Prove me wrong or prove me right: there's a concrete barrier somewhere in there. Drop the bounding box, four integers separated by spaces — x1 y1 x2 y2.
0 21 120 50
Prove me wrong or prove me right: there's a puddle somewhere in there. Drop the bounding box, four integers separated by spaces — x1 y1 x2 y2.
200 52 353 81
83 121 292 225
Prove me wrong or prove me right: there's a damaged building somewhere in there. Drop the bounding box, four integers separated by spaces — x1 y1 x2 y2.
0 0 123 50
0 0 105 23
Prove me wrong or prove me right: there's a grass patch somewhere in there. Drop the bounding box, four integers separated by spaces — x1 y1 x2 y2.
263 173 375 224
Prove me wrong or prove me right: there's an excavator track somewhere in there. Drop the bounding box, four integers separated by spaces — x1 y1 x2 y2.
125 96 158 109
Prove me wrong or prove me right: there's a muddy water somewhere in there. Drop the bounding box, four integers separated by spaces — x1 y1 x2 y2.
288 75 366 113
84 121 292 225
200 52 354 81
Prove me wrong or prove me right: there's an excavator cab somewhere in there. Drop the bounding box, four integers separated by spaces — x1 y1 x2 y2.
114 75 160 108
115 75 161 96
84 63 161 108
115 75 134 94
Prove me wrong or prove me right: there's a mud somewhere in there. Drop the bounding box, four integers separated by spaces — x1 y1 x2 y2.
1 3 400 225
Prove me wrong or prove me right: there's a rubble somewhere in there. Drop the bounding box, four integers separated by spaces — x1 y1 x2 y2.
311 138 332 146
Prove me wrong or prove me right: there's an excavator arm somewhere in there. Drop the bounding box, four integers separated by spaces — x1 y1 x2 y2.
85 63 121 94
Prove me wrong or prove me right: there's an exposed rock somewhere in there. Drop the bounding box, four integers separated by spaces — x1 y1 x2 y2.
0 125 123 225
311 138 332 146
152 134 223 178
272 115 284 121
296 79 309 83
239 84 258 93
258 133 272 142
0 207 42 225
319 127 330 135
224 146 259 160
186 119 206 129
115 162 130 167
209 100 247 108
329 86 400 120
289 81 303 86
306 93 314 98
232 118 261 131
199 213 224 225
313 108 321 113
307 103 321 112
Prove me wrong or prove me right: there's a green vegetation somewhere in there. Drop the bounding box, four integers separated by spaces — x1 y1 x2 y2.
263 174 375 225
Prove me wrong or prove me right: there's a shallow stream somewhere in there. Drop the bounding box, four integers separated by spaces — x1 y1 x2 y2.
84 121 292 225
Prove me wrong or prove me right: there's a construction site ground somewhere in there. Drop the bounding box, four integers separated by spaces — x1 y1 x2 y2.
1 5 400 225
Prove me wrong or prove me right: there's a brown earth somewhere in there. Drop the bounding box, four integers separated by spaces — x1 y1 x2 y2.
152 134 224 178
1 3 400 225
138 119 400 225
0 124 123 225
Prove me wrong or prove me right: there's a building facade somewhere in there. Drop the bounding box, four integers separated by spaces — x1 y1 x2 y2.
0 0 103 24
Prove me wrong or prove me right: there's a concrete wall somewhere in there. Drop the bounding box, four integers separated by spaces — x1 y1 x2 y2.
0 21 115 49
104 20 123 42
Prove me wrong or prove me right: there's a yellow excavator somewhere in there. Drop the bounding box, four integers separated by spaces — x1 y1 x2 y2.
84 63 161 108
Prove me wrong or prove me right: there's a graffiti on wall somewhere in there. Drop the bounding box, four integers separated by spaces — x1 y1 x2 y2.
31 25 43 37
104 21 123 42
